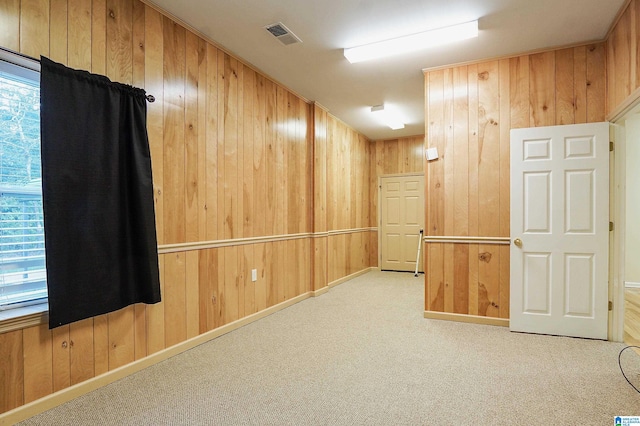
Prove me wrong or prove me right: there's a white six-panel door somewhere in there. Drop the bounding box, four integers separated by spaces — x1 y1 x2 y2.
380 175 424 272
510 122 609 339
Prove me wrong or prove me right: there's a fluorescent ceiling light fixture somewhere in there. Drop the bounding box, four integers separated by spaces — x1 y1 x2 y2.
371 104 404 130
344 20 478 63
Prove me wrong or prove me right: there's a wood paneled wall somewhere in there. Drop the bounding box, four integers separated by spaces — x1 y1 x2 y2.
0 0 373 415
369 136 425 266
323 112 374 284
608 0 640 115
424 44 607 318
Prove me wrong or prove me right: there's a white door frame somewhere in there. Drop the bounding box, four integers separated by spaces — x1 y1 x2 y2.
607 97 640 342
606 93 640 342
378 172 424 270
610 122 625 342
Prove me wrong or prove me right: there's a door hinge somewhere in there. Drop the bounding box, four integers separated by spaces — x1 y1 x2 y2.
609 221 614 231
608 300 613 311
610 141 614 152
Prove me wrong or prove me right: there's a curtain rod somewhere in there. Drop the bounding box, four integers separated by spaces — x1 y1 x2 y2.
0 47 155 103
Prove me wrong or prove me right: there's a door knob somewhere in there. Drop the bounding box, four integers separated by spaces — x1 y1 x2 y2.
514 238 522 248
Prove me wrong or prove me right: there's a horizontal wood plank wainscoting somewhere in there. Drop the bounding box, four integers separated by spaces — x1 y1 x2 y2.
0 1 377 422
423 44 607 326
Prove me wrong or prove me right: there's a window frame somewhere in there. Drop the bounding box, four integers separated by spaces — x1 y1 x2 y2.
0 47 48 333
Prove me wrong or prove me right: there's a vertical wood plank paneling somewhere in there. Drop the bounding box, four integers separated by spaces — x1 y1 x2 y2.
132 0 146 362
305 104 315 233
425 42 607 318
284 239 296 300
145 4 163 243
69 319 94 385
23 325 53 403
265 242 276 307
51 325 70 392
237 241 246 320
224 245 239 324
91 0 106 74
499 59 511 238
0 330 23 412
555 48 575 125
164 252 187 347
163 17 186 244
254 75 267 237
453 66 469 314
67 0 91 69
586 44 606 122
106 0 132 83
146 255 165 355
529 51 555 127
215 247 225 327
286 92 298 234
20 0 49 58
216 50 226 240
186 251 200 339
477 62 500 237
0 0 20 51
443 69 454 313
426 70 444 311
223 54 239 240
237 64 245 239
275 86 286 235
198 248 219 333
243 66 255 237
509 55 530 129
427 71 444 237
254 243 267 312
185 31 200 242
243 244 255 315
105 0 135 373
477 61 501 317
107 307 135 370
205 44 218 241
93 314 109 375
264 79 276 236
49 0 68 63
498 59 511 318
144 5 165 356
3 0 330 415
196 38 208 242
573 46 588 124
275 240 286 302
613 7 632 109
467 63 479 316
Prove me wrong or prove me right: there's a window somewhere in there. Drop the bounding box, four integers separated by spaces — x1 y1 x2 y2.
0 52 46 311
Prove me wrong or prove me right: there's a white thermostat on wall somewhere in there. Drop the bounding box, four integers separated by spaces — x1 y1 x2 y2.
425 147 439 161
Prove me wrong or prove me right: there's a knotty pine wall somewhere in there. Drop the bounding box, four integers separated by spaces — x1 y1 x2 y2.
424 44 607 318
0 0 374 415
608 0 640 115
369 136 425 265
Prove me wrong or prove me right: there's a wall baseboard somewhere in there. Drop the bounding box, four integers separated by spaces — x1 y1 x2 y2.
0 292 310 425
424 311 509 327
0 267 377 425
328 267 377 289
625 281 640 288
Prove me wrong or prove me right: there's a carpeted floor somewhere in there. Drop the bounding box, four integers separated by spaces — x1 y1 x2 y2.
19 271 640 425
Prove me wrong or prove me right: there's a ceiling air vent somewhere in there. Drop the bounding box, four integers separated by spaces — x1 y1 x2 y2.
264 22 302 46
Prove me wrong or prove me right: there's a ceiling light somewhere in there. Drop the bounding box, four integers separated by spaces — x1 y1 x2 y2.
344 20 478 64
371 104 404 130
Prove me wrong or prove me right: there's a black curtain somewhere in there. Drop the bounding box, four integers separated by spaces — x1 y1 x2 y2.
40 56 161 329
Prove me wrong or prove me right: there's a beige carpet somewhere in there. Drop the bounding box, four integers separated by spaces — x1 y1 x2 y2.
19 271 640 425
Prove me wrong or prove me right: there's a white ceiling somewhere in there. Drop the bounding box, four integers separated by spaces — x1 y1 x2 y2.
147 0 626 140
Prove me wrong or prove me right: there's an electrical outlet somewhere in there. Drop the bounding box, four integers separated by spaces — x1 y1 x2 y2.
251 269 257 282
